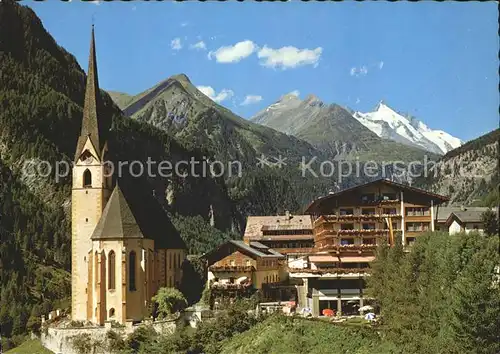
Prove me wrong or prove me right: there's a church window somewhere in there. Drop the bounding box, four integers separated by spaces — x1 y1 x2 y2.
83 169 92 188
108 251 116 290
109 308 115 318
169 254 172 269
129 251 137 291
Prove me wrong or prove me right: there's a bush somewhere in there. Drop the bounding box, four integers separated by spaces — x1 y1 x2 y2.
152 287 188 319
71 333 93 354
106 330 126 353
125 325 156 353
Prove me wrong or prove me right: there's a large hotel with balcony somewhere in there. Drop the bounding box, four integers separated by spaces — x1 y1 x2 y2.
289 178 448 317
203 178 449 317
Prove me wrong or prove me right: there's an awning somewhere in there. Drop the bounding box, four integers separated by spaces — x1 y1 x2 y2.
339 256 375 263
309 255 339 263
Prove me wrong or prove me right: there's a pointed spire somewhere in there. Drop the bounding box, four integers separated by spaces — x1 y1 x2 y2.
79 24 101 154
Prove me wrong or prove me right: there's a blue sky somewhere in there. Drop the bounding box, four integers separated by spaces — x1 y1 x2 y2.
27 1 498 142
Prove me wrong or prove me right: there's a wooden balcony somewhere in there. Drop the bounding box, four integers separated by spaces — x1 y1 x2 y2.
273 247 315 255
316 244 379 252
209 265 255 272
289 267 371 275
315 228 401 239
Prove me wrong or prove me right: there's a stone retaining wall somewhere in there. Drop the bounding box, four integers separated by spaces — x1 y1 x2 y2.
41 318 179 354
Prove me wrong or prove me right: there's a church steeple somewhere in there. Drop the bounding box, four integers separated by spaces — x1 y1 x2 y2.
75 25 102 162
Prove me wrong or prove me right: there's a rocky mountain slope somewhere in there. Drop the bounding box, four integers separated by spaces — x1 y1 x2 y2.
353 101 462 154
114 76 327 168
415 128 499 206
107 91 133 110
251 93 438 162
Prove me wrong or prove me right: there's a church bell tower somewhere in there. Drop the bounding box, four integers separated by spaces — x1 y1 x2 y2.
71 26 113 321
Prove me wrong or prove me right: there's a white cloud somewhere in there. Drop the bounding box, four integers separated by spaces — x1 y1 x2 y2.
171 38 182 50
350 65 368 77
180 22 189 27
196 86 234 103
257 46 322 69
355 97 361 104
131 5 137 11
378 61 384 69
240 95 263 106
190 41 207 51
208 40 256 63
92 0 101 5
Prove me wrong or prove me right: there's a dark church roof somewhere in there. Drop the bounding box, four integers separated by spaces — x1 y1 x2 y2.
91 184 144 240
75 25 104 162
91 180 187 250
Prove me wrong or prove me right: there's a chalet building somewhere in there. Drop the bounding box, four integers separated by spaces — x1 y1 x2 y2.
435 206 496 234
445 208 492 235
203 240 285 291
289 178 448 316
243 212 314 256
71 27 186 326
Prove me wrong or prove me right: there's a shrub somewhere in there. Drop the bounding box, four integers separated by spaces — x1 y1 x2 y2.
106 330 126 353
152 287 188 318
125 325 156 353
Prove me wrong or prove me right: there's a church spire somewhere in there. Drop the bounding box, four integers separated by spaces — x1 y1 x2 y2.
75 25 101 161
81 24 100 150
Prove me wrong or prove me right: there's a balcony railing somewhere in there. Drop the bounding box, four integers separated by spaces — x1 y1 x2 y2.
210 282 253 290
315 214 402 226
209 265 255 272
317 244 379 251
289 267 371 275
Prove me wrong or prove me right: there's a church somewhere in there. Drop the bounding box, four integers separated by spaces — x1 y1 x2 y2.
71 26 187 326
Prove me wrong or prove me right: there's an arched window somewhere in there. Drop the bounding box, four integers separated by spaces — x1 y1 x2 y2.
83 169 92 188
129 251 136 291
108 251 116 290
109 308 115 318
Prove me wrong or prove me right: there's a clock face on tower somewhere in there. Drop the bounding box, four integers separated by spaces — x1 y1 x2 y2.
81 151 94 164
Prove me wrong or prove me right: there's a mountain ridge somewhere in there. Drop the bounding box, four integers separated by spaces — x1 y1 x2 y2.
251 94 438 162
353 101 463 154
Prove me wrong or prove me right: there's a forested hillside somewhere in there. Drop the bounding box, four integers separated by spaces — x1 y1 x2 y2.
367 231 499 353
416 129 499 206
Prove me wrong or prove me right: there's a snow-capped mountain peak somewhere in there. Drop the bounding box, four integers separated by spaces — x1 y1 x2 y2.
353 102 462 154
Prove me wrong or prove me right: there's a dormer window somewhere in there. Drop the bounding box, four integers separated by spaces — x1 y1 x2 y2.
83 169 92 188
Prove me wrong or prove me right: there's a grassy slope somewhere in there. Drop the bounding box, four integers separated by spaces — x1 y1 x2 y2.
220 316 399 354
5 339 53 354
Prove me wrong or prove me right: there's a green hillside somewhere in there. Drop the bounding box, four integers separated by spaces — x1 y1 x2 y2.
219 316 397 354
5 339 54 354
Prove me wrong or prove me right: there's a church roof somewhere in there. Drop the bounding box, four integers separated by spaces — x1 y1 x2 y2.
75 25 103 162
91 184 144 240
91 180 187 250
